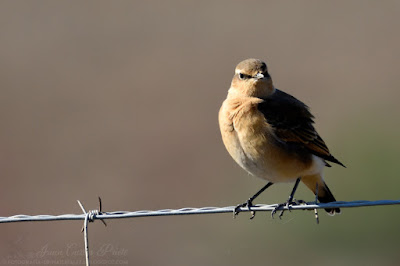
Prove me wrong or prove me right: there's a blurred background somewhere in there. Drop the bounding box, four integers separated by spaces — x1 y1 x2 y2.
1 1 400 265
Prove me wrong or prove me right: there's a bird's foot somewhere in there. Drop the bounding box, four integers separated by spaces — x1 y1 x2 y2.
234 199 257 219
271 199 305 219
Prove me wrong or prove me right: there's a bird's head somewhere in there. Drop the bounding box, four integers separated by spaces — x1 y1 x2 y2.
229 58 275 98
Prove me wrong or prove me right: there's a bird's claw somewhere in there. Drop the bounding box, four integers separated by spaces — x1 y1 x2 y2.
234 199 256 219
270 203 287 219
271 199 305 219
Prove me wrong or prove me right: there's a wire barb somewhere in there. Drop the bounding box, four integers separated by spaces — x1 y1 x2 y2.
77 200 91 266
77 198 107 266
98 197 107 227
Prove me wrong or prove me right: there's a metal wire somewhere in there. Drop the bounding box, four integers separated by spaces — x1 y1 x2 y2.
1 199 400 224
77 200 92 266
2 199 400 266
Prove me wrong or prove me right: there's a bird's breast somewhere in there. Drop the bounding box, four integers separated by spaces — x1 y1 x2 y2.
219 97 320 183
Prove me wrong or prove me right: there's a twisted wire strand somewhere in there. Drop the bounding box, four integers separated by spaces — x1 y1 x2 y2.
1 199 400 224
3 199 400 266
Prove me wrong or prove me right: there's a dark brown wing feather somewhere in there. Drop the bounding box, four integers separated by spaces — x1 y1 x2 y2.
258 89 345 167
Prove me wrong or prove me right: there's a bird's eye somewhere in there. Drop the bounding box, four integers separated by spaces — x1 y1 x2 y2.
239 73 249 80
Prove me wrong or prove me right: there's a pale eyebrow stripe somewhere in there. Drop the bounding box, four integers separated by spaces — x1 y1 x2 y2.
235 69 242 74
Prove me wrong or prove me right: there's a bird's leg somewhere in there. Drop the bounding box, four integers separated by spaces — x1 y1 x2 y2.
314 182 319 224
234 182 273 219
271 177 301 219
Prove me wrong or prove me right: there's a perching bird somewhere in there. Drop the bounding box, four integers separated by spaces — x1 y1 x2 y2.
219 58 344 219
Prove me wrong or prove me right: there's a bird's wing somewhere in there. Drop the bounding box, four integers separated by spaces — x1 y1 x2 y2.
258 89 345 167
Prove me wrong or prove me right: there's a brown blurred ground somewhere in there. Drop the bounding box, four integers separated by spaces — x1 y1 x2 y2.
1 1 400 265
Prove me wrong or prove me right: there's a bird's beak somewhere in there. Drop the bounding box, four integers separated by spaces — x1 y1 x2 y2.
254 73 264 80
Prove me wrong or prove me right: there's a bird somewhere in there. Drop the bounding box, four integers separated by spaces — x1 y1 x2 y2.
218 58 344 219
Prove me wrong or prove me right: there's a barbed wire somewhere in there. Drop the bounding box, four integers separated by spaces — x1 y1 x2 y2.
2 199 400 224
1 199 400 266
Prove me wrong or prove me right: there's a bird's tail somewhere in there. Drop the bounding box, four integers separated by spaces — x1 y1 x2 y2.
302 174 341 215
